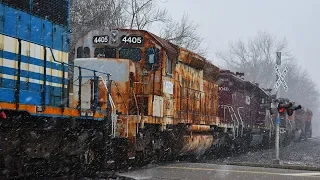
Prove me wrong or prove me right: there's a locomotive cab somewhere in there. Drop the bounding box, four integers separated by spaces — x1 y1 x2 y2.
72 28 176 126
72 29 180 160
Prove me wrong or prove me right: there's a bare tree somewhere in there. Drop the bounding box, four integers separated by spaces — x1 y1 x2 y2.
216 31 293 88
160 13 207 56
284 64 320 111
70 0 128 44
69 0 208 59
125 0 168 29
216 31 319 111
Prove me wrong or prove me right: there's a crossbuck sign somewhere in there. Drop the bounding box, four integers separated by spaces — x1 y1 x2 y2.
274 64 289 92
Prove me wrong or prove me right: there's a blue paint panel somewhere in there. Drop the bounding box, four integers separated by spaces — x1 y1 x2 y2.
53 87 61 96
0 87 15 102
30 113 104 121
4 6 17 37
17 11 30 41
2 51 16 61
2 78 15 89
45 92 51 105
1 65 67 85
0 78 67 106
19 90 41 105
62 28 69 52
0 50 3 88
43 20 53 48
0 5 69 53
20 55 29 90
20 80 27 90
45 86 51 93
28 56 44 67
51 96 60 107
29 82 40 92
30 16 42 45
0 4 4 33
1 49 68 72
53 25 63 51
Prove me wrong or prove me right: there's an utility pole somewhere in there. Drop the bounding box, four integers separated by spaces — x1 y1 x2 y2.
273 52 289 164
274 51 281 164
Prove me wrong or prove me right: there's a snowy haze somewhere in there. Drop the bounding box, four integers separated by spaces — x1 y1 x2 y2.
152 0 320 136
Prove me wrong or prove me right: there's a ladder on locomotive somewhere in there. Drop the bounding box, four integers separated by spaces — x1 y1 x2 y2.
99 76 128 138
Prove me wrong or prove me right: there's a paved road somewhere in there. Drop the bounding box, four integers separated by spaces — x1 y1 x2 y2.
116 163 320 180
210 137 320 168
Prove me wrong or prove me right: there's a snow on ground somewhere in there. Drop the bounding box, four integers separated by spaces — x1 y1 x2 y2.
210 138 320 167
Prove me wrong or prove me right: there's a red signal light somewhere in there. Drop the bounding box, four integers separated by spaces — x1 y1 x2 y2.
279 107 285 113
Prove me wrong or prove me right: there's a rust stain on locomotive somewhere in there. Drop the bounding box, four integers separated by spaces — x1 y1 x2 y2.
174 48 219 125
180 135 214 156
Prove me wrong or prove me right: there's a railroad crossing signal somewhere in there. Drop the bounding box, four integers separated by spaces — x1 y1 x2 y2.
274 65 289 92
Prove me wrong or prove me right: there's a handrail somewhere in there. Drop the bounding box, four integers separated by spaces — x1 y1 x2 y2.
227 106 240 137
132 88 139 116
100 76 126 138
237 107 244 136
49 48 111 76
109 94 117 137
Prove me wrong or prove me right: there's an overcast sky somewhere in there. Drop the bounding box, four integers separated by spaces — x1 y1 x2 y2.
155 0 320 89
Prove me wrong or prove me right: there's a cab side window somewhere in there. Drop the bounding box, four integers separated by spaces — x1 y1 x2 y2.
145 47 160 70
166 53 172 75
77 47 83 58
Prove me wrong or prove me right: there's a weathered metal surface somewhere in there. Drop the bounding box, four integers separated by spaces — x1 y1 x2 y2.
203 61 220 82
179 134 214 156
174 52 204 124
218 71 270 128
72 58 136 116
178 48 206 69
202 80 219 125
187 125 211 132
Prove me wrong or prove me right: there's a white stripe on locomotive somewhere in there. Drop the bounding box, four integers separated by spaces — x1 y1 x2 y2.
1 34 68 88
2 74 67 88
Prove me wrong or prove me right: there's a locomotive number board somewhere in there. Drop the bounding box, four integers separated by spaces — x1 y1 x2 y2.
93 35 109 44
121 35 144 45
92 34 144 46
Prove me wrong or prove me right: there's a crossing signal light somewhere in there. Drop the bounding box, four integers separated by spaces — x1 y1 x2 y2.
287 105 302 116
278 102 292 114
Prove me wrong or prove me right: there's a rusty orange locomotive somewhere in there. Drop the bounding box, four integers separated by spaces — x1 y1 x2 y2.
72 29 221 164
